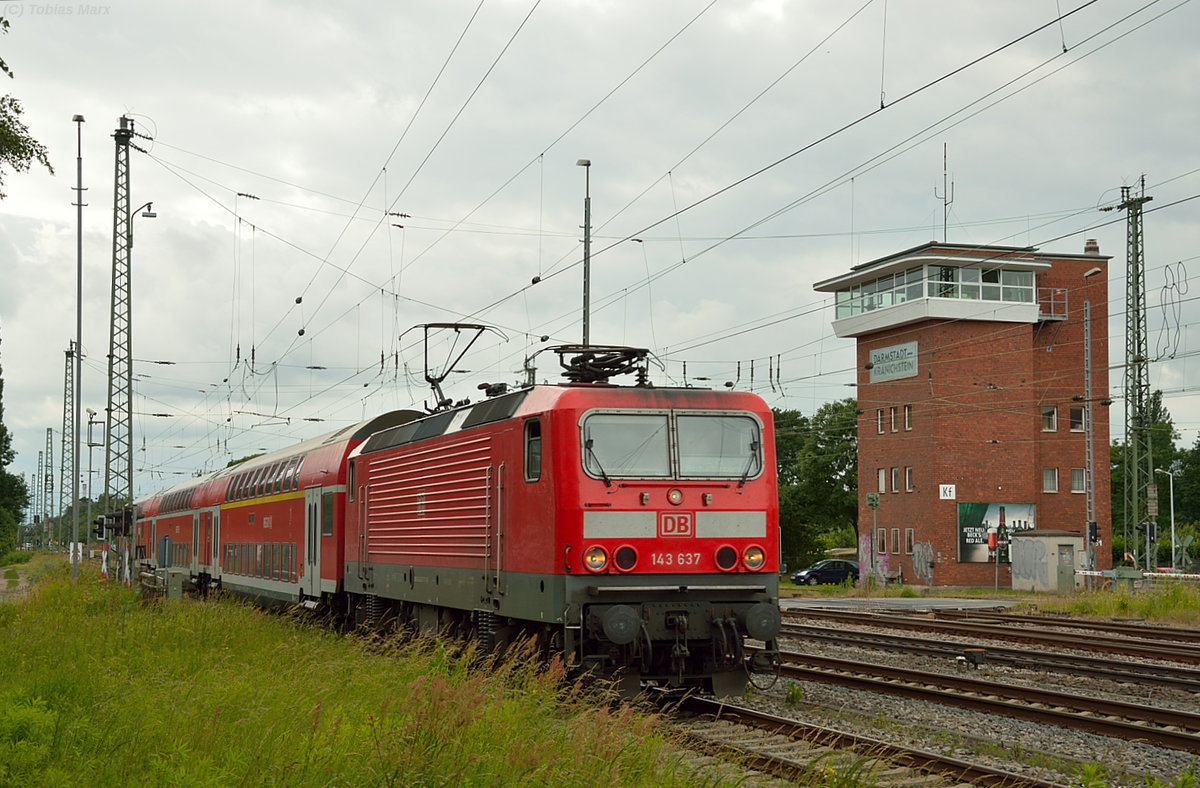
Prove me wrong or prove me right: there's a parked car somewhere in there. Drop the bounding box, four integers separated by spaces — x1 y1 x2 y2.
790 559 859 586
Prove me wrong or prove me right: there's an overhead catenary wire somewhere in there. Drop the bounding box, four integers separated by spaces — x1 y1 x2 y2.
112 0 1200 484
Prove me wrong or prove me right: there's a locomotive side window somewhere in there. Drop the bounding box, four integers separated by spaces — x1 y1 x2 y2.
524 419 542 482
676 415 761 478
582 414 671 478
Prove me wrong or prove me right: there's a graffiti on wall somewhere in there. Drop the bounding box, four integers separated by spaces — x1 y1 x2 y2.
912 541 935 584
857 532 891 583
1011 538 1051 588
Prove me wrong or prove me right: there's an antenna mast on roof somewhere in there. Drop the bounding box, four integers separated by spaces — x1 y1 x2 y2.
934 142 954 242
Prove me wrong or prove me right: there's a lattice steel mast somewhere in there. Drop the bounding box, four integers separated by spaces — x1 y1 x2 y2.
35 450 43 542
1113 180 1154 569
59 343 76 547
103 117 134 513
43 427 54 543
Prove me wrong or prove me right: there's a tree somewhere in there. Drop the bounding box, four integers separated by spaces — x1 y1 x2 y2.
1 17 53 200
0 325 30 552
1109 390 1179 565
774 399 858 569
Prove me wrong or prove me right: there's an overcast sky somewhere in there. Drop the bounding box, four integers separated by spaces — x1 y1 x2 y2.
2 0 1198 509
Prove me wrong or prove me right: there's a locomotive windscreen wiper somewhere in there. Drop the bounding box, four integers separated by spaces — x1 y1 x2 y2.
737 441 760 488
584 439 612 487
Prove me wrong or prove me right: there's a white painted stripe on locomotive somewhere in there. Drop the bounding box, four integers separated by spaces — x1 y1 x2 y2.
583 510 767 539
695 511 766 538
583 511 655 539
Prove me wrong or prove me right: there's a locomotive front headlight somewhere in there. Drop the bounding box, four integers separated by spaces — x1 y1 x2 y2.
583 545 609 573
742 544 766 571
667 488 684 505
714 544 738 572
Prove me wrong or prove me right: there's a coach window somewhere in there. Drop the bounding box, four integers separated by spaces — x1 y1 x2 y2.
271 461 286 494
348 461 356 501
249 466 265 499
321 492 335 537
524 419 542 482
290 456 305 491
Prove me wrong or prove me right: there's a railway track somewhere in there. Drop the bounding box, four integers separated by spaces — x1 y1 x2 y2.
785 608 1200 664
775 650 1200 753
932 608 1200 645
779 621 1200 693
667 694 1073 788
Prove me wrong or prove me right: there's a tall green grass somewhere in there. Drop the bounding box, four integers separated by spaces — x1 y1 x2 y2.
0 558 716 787
1039 580 1200 625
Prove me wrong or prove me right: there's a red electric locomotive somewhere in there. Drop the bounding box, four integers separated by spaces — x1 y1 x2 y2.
131 345 781 696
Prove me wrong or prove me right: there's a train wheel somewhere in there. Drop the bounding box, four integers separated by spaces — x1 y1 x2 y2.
709 669 747 698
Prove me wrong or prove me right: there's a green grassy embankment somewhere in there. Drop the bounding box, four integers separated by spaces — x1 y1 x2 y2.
0 557 715 787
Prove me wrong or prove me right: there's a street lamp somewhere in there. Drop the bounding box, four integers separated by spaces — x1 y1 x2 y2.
576 159 591 347
72 113 85 580
1155 467 1176 569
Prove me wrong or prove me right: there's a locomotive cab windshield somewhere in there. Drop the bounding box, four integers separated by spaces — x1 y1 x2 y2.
580 411 762 480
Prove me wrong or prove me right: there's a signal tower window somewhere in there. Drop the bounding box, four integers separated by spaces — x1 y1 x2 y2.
524 419 542 482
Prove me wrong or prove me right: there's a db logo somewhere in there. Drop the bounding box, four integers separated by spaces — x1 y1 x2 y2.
658 512 694 538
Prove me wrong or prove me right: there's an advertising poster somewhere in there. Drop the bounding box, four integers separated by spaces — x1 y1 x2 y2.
957 502 1036 563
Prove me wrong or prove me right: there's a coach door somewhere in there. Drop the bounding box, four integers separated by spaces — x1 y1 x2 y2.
192 514 200 574
211 510 221 579
304 487 321 598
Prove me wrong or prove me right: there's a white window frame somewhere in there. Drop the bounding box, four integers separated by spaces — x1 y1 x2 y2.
905 466 914 492
1041 405 1057 432
889 406 898 432
1070 467 1086 493
1043 467 1059 493
877 409 885 434
878 468 887 493
1069 406 1085 432
904 404 913 431
890 467 899 493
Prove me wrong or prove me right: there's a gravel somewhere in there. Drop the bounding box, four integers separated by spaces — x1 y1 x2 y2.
737 615 1200 786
